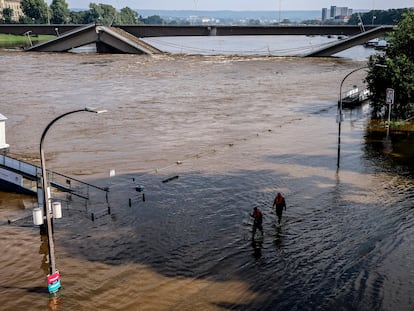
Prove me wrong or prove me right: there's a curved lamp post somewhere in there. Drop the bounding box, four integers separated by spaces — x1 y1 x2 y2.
40 107 107 293
336 66 368 170
336 64 387 170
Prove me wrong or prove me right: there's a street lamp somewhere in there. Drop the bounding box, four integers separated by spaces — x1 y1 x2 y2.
336 64 386 170
39 107 107 294
336 66 368 170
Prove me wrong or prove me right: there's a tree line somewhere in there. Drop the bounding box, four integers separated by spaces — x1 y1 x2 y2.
367 10 414 120
347 8 409 26
2 2 411 26
2 0 163 25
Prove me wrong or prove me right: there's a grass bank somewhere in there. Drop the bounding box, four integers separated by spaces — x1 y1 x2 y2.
0 34 55 48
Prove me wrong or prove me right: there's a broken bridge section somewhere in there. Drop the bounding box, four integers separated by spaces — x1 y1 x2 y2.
24 23 394 57
25 24 163 55
304 26 393 57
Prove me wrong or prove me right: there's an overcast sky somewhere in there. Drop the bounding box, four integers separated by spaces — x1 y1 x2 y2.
53 1 413 11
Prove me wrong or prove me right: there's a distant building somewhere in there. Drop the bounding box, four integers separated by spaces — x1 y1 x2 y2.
188 15 198 25
322 5 353 23
0 0 23 22
321 8 328 22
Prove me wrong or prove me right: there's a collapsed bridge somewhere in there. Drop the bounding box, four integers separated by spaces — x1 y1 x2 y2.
0 24 395 56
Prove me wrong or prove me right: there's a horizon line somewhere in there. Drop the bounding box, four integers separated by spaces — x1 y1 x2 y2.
68 7 405 12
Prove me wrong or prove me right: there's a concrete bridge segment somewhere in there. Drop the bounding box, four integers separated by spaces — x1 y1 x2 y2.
304 25 394 57
25 23 163 54
0 24 395 56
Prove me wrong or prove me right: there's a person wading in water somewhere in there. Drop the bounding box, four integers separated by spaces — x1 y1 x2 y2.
250 207 263 239
273 192 286 224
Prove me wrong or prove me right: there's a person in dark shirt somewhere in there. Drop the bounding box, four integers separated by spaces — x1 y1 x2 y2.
273 192 287 224
250 207 263 238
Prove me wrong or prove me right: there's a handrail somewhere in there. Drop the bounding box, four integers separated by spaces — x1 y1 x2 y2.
0 153 108 193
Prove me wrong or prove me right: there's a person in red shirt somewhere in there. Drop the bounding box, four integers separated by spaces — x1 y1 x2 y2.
273 192 287 224
250 207 263 238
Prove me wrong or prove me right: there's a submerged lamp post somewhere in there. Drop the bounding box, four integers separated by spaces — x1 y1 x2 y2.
336 64 386 170
39 107 107 294
336 66 368 170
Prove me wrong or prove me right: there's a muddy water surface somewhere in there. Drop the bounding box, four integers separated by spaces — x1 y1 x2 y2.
0 51 413 311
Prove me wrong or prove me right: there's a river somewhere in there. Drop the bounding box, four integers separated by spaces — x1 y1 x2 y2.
0 42 413 311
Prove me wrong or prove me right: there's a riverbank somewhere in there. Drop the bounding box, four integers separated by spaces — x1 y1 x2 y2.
369 119 414 134
0 34 54 48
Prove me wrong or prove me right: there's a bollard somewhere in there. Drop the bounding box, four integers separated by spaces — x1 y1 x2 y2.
129 198 132 207
52 202 62 219
33 208 44 225
142 193 146 202
108 206 111 215
91 213 95 222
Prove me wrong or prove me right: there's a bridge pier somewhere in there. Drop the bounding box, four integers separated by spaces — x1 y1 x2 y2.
208 26 217 36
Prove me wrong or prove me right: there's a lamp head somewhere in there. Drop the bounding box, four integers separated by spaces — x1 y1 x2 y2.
85 107 108 114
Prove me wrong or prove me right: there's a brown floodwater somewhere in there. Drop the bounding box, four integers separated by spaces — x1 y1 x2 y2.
0 49 413 311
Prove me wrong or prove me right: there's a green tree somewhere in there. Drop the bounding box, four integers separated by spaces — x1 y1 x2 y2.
366 10 414 119
141 15 164 25
86 3 117 25
69 10 87 24
347 9 408 25
20 0 50 24
2 8 14 23
84 3 104 24
67 5 140 25
119 7 140 24
50 0 70 24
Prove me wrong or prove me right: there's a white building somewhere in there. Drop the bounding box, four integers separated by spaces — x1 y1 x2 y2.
0 0 23 22
322 5 353 23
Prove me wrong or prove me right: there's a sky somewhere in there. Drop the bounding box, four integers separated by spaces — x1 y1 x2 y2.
51 1 413 11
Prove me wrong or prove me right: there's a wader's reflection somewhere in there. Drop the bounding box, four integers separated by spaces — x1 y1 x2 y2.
251 239 263 259
274 225 283 250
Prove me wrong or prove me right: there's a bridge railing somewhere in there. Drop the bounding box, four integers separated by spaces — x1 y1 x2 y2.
0 153 39 177
1 153 108 200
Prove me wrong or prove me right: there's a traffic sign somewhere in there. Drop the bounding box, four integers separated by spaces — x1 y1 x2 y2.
386 88 395 105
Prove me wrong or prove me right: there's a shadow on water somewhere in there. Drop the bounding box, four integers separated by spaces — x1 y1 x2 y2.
2 124 413 310
363 124 414 177
1 115 413 310
294 100 414 178
43 159 414 311
0 285 47 294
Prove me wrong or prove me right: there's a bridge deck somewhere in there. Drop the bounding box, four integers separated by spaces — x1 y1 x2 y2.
2 24 394 57
304 26 393 57
0 24 394 37
25 24 163 54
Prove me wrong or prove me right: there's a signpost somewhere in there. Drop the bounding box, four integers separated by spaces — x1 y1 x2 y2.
386 88 395 125
386 88 395 139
